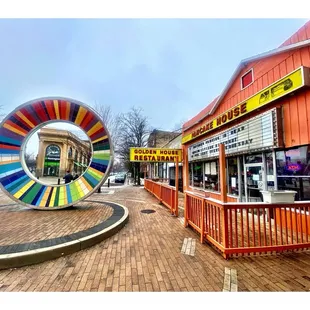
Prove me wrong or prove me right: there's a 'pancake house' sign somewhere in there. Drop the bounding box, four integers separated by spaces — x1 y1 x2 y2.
129 148 182 162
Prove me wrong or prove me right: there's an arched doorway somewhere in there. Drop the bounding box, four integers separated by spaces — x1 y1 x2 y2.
43 144 61 176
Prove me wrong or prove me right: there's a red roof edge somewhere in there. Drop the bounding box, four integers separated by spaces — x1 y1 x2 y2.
182 20 310 133
279 20 310 47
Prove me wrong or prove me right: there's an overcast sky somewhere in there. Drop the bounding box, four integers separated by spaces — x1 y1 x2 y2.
0 18 308 153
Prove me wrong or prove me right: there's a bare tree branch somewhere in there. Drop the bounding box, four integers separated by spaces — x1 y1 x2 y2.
116 107 151 185
93 102 121 151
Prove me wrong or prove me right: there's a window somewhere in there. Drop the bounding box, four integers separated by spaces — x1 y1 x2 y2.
189 160 220 191
276 146 309 176
265 152 275 190
276 146 310 201
227 157 238 195
246 154 262 164
189 163 193 187
241 69 253 89
44 144 61 176
193 162 203 189
204 161 220 191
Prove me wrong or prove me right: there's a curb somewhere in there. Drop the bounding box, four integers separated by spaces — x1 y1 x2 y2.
0 201 129 270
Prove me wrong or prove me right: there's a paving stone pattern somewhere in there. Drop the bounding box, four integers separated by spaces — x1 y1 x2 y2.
0 200 113 246
1 186 310 291
223 267 238 292
181 238 196 256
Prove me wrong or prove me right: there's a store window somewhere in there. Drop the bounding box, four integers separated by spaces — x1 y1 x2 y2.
276 146 310 201
158 163 163 178
189 163 193 187
193 162 203 188
204 160 220 191
276 146 309 176
189 160 220 191
245 154 262 164
227 157 238 195
265 152 275 190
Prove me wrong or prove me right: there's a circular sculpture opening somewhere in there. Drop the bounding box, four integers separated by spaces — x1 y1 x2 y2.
23 122 92 185
0 97 113 210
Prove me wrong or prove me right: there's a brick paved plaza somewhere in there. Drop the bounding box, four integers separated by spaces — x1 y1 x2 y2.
1 185 310 292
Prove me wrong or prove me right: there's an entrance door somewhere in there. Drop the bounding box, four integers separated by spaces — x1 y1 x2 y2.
245 164 264 202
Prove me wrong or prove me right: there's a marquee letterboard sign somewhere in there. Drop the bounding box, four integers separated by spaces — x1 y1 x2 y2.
188 109 280 161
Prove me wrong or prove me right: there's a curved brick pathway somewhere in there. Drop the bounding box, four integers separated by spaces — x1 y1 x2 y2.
1 186 310 291
0 202 113 246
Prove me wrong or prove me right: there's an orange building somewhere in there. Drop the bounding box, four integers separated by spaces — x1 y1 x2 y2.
182 21 310 203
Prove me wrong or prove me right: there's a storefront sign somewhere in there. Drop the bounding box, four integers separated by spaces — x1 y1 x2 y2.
286 163 302 172
188 110 276 161
182 66 309 144
45 144 60 161
129 147 182 162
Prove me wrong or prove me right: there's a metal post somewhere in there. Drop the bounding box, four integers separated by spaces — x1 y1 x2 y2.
175 157 179 216
272 150 278 190
238 156 242 202
58 178 60 185
108 178 110 188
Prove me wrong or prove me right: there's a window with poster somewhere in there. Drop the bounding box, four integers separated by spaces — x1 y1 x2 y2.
265 152 275 190
227 157 238 195
276 145 310 201
188 160 220 192
192 162 203 188
204 160 220 192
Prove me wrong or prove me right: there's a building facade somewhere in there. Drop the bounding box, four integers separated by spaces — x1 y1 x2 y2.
182 21 310 202
35 127 91 178
147 129 180 178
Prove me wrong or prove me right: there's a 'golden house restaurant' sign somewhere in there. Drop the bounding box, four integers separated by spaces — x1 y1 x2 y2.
130 148 182 162
182 66 310 144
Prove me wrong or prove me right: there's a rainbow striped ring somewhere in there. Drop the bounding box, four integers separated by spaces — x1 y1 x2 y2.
0 97 113 210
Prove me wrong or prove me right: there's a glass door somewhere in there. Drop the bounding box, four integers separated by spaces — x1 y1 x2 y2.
245 164 264 202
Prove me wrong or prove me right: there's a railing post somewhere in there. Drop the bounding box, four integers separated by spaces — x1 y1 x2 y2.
200 198 205 243
184 193 188 227
175 157 179 217
170 187 173 214
221 206 229 259
219 144 227 203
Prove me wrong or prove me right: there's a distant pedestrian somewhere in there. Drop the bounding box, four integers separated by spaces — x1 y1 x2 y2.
63 170 73 184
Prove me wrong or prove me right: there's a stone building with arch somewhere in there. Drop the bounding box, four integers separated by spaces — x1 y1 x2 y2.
35 127 91 178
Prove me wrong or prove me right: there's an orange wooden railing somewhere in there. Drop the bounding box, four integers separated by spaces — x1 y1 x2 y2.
184 191 310 259
149 178 169 183
144 179 177 215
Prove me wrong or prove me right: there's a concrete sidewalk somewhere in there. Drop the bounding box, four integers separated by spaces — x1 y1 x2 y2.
1 185 310 291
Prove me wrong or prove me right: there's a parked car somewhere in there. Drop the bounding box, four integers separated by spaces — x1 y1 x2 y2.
115 173 126 183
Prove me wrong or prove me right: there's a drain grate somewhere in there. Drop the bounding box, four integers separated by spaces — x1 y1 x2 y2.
141 209 156 214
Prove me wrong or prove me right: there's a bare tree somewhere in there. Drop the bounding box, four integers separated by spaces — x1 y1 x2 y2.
24 152 36 172
117 107 151 185
93 103 120 150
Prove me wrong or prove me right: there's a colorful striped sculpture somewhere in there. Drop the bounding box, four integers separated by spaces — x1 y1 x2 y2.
0 97 113 210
